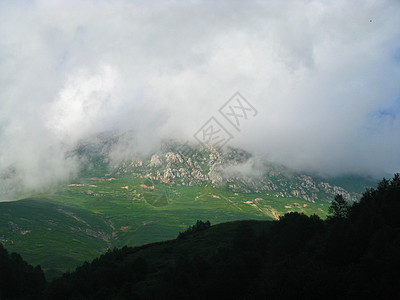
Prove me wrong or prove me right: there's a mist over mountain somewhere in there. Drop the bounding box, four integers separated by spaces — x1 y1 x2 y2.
1 0 400 199
0 129 382 201
73 133 375 203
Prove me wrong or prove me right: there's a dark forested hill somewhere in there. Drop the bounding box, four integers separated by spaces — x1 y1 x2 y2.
1 174 399 299
0 244 45 299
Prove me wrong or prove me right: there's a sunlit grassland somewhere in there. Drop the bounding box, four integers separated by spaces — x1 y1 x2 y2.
0 173 328 279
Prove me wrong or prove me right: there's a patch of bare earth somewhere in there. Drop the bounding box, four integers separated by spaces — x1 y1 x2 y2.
120 226 131 232
140 184 155 189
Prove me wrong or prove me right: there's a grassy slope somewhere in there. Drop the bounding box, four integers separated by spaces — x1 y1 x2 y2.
0 174 328 279
0 198 112 279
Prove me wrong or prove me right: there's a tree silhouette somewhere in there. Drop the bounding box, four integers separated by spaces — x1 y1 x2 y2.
178 220 211 239
328 194 351 219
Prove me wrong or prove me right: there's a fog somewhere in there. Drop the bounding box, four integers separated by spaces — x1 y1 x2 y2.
1 0 399 199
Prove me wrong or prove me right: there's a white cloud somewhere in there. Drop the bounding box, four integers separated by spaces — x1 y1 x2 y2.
0 0 399 198
46 65 119 140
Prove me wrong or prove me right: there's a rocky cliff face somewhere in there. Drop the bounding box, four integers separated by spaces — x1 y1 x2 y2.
106 141 362 203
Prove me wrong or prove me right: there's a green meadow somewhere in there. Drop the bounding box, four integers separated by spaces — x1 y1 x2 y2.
0 172 329 279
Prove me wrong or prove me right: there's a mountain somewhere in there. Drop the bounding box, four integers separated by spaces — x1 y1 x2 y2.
77 133 375 202
0 132 377 279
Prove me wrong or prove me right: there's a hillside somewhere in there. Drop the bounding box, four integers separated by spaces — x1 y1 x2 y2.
0 174 399 299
